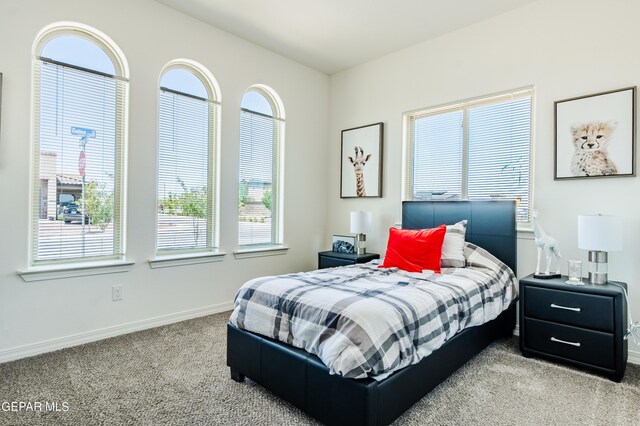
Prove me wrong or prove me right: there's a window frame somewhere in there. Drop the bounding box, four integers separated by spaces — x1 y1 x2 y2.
154 60 222 258
402 87 535 225
236 85 285 250
29 22 129 268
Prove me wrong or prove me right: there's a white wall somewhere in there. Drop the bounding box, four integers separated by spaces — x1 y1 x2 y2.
328 0 640 356
0 0 329 356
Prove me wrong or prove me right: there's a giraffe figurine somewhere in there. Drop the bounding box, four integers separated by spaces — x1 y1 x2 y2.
532 210 562 277
348 146 371 197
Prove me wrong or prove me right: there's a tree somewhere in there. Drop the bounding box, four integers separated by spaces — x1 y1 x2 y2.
83 181 114 232
159 193 180 215
177 177 207 246
262 189 272 211
501 155 525 184
239 181 249 207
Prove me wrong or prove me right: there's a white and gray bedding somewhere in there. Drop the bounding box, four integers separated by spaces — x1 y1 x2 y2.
229 243 517 380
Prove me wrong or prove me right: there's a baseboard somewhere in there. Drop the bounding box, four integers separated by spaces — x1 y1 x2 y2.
0 302 234 364
512 325 640 365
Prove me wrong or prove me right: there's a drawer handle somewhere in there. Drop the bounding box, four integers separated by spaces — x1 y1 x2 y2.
550 337 581 347
550 303 581 312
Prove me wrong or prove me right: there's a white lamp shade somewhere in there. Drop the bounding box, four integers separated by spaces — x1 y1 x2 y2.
578 215 623 252
350 211 372 234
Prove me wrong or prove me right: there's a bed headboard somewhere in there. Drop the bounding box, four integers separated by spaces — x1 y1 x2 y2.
402 200 517 275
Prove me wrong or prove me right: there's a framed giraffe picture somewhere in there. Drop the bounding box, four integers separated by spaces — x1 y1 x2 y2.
340 122 383 198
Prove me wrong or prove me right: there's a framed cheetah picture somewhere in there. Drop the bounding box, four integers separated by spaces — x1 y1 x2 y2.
340 122 383 198
554 86 636 180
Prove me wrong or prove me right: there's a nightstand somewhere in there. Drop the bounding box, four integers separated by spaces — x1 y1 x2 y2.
519 274 628 382
318 251 379 269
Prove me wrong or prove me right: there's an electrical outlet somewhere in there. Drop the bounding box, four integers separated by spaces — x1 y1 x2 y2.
112 285 124 301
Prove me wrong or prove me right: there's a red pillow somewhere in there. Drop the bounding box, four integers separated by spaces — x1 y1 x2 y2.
379 225 447 273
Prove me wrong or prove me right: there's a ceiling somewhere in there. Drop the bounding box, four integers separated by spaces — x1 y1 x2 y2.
156 0 537 75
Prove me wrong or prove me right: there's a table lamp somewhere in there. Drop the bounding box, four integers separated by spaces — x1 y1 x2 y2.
578 214 622 285
350 211 372 255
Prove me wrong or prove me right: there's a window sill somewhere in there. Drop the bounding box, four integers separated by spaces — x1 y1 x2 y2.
148 251 226 269
517 225 534 240
234 246 289 259
18 260 135 282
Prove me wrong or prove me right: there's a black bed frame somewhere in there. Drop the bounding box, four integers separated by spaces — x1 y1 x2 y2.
227 200 517 425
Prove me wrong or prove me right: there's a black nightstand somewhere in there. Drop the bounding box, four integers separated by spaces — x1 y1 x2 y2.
519 274 628 381
318 251 379 269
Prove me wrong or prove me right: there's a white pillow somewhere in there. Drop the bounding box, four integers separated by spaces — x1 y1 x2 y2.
441 220 467 268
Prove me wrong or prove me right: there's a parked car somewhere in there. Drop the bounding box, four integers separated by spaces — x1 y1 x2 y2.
57 194 77 216
63 204 90 224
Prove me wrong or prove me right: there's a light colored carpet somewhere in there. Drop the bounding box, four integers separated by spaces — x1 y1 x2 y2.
0 311 638 425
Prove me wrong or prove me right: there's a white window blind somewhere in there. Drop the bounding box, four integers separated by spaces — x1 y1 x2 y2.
238 94 282 247
157 84 217 253
411 109 464 200
405 89 533 222
32 55 127 264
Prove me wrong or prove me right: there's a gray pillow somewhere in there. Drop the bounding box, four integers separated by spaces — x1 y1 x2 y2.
441 220 467 268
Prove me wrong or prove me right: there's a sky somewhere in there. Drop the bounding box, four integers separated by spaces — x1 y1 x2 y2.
42 35 115 75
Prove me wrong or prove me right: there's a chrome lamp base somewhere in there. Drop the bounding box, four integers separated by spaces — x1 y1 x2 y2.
587 250 608 285
355 233 367 255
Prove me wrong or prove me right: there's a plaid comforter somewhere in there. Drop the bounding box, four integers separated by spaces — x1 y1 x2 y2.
229 243 517 380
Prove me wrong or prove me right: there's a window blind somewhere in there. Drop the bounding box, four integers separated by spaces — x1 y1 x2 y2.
410 109 464 200
467 97 531 222
238 109 281 246
406 89 533 222
32 58 127 263
157 88 216 252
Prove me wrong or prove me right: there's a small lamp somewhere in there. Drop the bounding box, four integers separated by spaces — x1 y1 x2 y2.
350 211 372 255
578 214 622 285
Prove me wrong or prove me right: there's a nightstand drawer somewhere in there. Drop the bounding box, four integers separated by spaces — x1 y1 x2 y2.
318 251 379 269
319 256 354 269
524 286 614 332
524 318 614 370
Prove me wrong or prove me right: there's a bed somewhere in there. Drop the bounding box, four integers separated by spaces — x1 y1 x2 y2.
227 200 517 425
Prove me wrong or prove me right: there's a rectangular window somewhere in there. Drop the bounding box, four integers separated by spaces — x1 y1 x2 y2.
32 59 127 263
157 89 216 253
404 88 533 223
238 108 282 246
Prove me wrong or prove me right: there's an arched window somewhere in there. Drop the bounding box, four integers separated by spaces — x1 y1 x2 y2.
156 61 220 253
238 86 285 247
31 23 128 264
